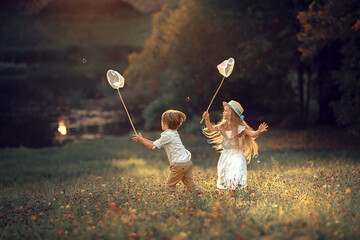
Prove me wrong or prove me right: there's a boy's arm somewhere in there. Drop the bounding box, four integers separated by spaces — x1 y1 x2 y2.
132 133 155 150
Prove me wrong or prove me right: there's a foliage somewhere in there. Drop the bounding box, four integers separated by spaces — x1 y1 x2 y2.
125 0 310 130
142 93 177 131
297 0 360 130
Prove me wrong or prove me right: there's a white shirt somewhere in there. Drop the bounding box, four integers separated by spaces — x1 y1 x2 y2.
152 129 191 165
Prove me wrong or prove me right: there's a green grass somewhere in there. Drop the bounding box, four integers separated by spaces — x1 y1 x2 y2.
0 129 359 239
0 133 167 186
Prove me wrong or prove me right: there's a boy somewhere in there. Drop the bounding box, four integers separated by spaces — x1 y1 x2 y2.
132 110 206 194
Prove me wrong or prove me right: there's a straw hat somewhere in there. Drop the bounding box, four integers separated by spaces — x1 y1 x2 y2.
223 100 244 120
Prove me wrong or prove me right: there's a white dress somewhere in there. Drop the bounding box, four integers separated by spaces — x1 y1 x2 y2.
217 125 247 190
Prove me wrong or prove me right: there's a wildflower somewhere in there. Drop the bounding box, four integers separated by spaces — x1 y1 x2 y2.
345 188 351 195
31 215 38 222
186 200 191 208
279 205 284 217
173 232 187 240
49 219 54 224
130 233 139 240
101 184 106 187
66 205 71 209
204 219 212 227
81 189 85 193
250 193 255 198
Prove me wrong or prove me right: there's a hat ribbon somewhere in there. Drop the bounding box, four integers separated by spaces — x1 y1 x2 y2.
228 102 244 120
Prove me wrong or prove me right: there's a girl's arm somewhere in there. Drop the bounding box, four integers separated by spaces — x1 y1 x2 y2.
202 111 218 132
243 122 268 138
132 133 155 150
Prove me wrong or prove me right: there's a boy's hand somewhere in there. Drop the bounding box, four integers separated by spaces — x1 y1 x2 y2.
132 133 143 143
258 122 268 133
202 111 209 120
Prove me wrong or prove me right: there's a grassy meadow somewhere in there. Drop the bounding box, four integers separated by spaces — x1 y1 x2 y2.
0 128 359 239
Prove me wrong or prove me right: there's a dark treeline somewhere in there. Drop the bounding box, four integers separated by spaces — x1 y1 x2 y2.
0 0 359 147
124 0 360 132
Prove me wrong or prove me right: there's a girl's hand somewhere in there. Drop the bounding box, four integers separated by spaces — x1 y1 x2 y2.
258 122 268 133
132 133 143 143
202 111 210 120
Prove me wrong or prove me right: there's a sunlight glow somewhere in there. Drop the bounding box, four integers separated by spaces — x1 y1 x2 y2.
58 120 67 135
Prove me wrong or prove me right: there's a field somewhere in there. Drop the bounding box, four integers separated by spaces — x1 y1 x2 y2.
0 128 359 239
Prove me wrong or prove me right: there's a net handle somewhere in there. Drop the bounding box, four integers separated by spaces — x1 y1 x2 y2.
117 89 137 135
200 76 226 124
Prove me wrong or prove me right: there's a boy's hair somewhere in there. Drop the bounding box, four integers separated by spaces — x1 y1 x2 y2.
161 110 186 130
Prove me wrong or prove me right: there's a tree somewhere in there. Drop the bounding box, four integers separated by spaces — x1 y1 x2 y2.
297 0 360 130
125 0 309 130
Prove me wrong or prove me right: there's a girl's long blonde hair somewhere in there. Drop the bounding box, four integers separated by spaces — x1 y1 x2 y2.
203 107 258 163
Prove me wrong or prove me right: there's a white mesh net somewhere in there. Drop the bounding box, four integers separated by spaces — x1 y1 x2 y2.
217 58 235 77
107 69 125 89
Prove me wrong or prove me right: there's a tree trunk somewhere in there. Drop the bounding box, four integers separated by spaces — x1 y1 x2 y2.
298 62 304 120
305 66 311 122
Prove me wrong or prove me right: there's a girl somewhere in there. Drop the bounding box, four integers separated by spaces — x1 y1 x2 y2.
202 100 268 191
132 110 207 194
